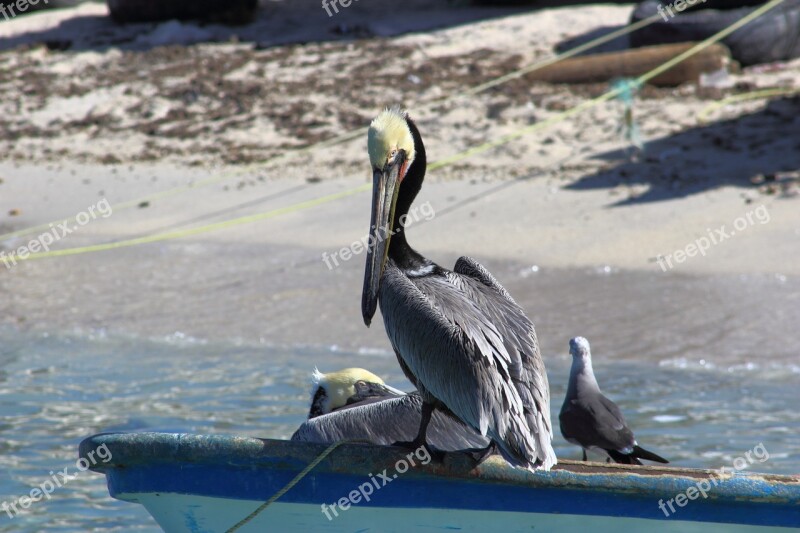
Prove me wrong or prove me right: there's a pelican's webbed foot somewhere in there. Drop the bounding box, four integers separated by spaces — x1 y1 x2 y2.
461 442 497 466
390 439 445 463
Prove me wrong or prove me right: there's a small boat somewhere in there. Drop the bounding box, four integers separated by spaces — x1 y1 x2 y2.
79 432 799 532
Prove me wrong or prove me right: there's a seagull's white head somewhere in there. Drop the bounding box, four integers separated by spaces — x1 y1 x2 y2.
569 336 592 364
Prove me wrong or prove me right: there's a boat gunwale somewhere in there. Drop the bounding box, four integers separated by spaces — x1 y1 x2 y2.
79 431 800 505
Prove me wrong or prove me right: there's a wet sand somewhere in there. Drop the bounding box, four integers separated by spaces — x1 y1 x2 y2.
0 161 798 372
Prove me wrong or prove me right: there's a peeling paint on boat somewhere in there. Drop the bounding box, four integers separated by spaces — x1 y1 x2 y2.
79 433 800 533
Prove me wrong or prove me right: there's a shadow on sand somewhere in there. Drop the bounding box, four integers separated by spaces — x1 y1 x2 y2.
0 0 539 52
569 96 800 205
0 0 642 53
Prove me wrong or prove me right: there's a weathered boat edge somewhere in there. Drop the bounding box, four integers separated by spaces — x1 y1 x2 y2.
79 432 800 531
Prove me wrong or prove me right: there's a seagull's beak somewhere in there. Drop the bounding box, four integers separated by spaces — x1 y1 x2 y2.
361 151 406 326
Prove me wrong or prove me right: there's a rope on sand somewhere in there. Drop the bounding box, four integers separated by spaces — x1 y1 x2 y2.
697 86 800 123
5 0 787 263
0 12 666 243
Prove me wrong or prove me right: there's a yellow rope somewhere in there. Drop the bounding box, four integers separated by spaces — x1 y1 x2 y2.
697 87 800 123
0 12 664 243
0 132 364 243
455 13 663 99
433 0 790 169
636 0 786 85
224 440 346 533
9 185 370 260
5 0 787 264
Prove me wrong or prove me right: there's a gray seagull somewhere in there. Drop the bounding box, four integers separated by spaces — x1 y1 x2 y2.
360 107 556 471
559 337 669 465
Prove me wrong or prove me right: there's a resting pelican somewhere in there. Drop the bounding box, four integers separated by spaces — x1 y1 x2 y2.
560 337 669 465
307 367 404 418
293 368 489 451
361 107 556 471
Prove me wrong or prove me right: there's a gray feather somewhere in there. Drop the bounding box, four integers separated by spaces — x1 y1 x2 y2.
378 256 556 470
291 393 489 450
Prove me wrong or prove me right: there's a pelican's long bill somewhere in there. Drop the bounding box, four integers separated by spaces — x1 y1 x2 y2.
361 150 406 326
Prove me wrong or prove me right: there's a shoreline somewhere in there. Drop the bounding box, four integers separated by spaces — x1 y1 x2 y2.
1 159 797 275
1 166 797 363
0 1 797 355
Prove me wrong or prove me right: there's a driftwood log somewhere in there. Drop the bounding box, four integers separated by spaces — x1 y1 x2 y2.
528 42 736 86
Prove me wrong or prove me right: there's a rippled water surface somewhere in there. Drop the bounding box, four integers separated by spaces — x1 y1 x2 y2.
0 320 798 531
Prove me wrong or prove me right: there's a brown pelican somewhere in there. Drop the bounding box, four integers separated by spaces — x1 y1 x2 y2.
293 368 490 451
307 367 404 418
560 337 669 465
361 107 556 471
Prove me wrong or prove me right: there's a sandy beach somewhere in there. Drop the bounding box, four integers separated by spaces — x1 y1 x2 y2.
0 0 798 352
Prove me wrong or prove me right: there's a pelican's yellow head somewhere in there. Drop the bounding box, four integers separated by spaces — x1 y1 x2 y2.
308 367 386 418
367 106 416 174
362 107 418 327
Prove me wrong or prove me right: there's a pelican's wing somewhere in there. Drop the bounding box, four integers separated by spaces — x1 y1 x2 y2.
291 393 488 451
379 259 555 470
454 256 555 468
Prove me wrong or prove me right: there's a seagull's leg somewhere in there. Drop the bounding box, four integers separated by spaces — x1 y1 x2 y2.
582 449 587 462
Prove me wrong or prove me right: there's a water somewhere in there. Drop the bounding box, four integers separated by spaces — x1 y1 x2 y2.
0 313 798 531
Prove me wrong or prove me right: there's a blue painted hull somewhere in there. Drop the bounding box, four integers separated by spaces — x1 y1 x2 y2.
79 433 800 532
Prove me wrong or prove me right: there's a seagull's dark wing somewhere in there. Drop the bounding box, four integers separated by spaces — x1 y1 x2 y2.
560 391 636 453
630 445 669 464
